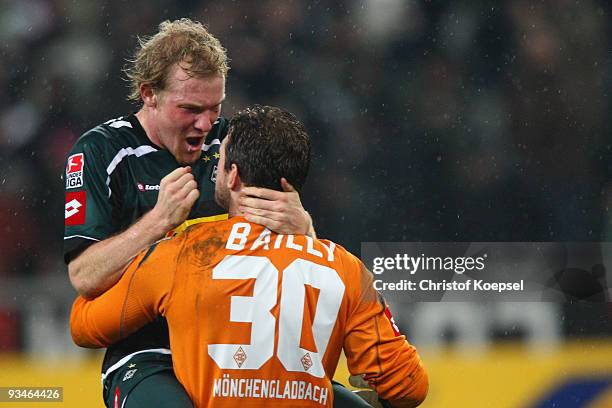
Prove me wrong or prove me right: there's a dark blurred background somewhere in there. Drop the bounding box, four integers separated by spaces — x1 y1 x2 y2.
0 1 610 406
1 0 610 272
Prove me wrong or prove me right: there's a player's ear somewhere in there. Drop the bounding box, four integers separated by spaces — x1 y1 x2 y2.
140 84 158 107
228 163 240 191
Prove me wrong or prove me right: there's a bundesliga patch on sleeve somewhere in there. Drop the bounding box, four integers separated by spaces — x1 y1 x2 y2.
66 153 84 189
65 191 86 225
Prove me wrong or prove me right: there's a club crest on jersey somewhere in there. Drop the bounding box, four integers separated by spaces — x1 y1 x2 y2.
66 153 84 189
122 368 138 382
65 191 86 225
301 353 313 371
233 346 247 368
211 165 218 183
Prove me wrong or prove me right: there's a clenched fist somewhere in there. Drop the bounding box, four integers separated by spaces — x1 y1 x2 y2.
150 166 200 232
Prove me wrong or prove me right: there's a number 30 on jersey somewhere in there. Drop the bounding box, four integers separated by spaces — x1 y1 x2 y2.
208 256 345 378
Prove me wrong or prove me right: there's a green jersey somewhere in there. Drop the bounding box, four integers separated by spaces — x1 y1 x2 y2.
64 114 228 373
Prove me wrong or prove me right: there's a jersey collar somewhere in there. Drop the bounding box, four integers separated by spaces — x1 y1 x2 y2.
126 114 162 149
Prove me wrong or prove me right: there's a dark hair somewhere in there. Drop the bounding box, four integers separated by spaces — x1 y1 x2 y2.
226 105 311 192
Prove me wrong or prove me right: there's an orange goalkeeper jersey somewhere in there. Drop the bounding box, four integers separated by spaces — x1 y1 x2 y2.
71 217 427 407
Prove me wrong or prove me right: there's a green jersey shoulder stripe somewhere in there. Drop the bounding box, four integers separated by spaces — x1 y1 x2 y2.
105 145 158 197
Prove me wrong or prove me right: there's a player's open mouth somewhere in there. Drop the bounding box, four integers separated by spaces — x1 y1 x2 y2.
186 137 204 151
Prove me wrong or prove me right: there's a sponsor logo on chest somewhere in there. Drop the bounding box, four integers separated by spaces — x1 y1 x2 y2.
136 182 160 192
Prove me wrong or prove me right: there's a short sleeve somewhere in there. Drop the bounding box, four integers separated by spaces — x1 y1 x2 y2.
63 131 116 263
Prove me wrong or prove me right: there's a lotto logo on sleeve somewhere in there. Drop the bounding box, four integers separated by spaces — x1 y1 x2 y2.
65 191 86 225
66 153 84 189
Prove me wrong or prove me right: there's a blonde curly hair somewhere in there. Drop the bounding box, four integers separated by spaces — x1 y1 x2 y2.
124 18 229 101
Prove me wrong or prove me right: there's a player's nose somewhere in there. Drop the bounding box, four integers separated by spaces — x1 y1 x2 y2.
194 112 215 133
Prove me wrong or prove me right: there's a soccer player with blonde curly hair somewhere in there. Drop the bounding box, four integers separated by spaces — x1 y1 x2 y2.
64 19 314 408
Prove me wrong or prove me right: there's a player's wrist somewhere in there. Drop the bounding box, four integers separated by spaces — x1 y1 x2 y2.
141 208 173 240
305 211 317 239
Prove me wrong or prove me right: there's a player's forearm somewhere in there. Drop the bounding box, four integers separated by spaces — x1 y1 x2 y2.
70 249 161 348
385 367 429 408
70 296 113 348
346 285 429 406
68 210 169 299
356 353 428 407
